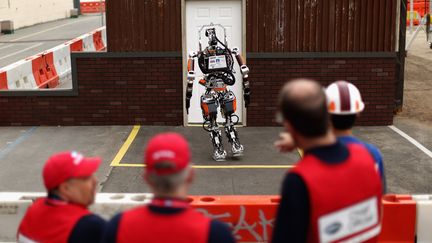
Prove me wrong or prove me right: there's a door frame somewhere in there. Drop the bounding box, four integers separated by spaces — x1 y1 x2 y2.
181 0 247 126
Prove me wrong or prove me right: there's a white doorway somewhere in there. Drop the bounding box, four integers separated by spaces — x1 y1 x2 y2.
185 0 243 124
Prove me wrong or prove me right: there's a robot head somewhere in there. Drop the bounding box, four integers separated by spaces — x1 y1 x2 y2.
205 28 218 46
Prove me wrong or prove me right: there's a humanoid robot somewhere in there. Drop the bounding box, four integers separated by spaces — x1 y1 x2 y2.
186 23 250 161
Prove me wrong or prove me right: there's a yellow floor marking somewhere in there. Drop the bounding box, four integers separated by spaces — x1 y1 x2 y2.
109 124 298 169
110 125 140 166
113 163 295 169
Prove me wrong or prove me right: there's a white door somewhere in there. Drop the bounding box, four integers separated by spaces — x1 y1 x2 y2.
186 0 243 124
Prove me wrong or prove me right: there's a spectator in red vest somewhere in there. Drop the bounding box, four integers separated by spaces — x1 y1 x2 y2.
325 80 386 193
102 132 236 243
17 151 106 243
272 79 382 243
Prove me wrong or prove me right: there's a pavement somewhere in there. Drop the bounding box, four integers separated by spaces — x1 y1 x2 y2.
0 15 103 68
0 118 431 195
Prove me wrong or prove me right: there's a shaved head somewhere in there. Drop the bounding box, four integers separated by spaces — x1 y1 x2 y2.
279 79 329 138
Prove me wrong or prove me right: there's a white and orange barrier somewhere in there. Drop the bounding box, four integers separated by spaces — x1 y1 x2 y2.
412 195 432 242
0 59 38 90
80 0 105 14
65 27 106 52
52 44 72 86
378 194 416 242
0 27 106 90
0 193 431 242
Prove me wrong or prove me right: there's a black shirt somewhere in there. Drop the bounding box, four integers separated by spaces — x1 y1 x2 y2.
69 214 107 243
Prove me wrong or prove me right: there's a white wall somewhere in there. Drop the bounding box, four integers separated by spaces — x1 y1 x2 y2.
0 0 74 29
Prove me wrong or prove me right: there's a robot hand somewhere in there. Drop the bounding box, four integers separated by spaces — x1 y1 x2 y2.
244 93 250 108
186 80 193 114
243 77 250 108
186 98 191 114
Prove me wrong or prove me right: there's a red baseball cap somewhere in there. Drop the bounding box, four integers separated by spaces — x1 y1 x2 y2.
43 151 101 190
145 132 191 176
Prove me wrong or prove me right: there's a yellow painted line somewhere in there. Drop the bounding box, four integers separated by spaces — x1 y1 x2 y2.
113 163 295 169
297 148 304 158
110 125 140 166
187 124 203 127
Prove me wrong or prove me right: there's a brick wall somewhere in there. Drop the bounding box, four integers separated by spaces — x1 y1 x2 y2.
0 57 183 126
246 57 396 126
0 55 396 126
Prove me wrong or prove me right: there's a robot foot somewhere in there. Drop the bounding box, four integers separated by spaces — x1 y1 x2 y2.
212 149 227 162
231 143 244 157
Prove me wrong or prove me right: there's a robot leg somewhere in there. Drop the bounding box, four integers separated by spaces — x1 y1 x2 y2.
210 125 227 161
221 91 244 157
201 94 227 161
224 121 244 157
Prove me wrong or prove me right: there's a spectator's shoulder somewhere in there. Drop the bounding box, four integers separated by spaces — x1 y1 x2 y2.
75 214 106 232
69 214 107 243
106 213 123 230
364 142 382 154
283 172 307 192
208 219 236 243
101 213 123 243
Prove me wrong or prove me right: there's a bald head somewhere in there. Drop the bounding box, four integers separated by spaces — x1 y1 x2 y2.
279 79 329 138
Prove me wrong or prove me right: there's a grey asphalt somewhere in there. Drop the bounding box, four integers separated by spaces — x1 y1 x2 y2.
101 126 297 195
0 126 129 192
0 15 103 68
0 118 431 195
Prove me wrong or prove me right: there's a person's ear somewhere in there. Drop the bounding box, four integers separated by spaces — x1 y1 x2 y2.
57 182 71 197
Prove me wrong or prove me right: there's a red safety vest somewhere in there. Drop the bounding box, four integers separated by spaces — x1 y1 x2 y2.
117 199 211 243
291 144 382 243
18 198 90 243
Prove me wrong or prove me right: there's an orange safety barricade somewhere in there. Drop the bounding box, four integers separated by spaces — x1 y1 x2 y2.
189 195 279 242
93 31 105 51
187 195 419 243
31 53 59 89
69 39 83 52
80 2 105 14
378 194 416 243
406 19 421 26
407 11 422 26
0 71 7 90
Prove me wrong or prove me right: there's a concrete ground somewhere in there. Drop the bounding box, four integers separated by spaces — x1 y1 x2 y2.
0 122 431 195
0 15 103 68
403 29 432 122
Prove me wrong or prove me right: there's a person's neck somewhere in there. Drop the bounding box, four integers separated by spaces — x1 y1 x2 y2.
333 129 353 137
298 131 337 151
49 191 68 201
154 190 188 201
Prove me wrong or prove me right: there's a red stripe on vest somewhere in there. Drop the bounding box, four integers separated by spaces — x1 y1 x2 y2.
290 144 382 243
18 198 90 243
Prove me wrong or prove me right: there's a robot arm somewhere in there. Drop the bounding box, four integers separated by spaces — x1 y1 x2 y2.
186 52 197 114
232 48 250 107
